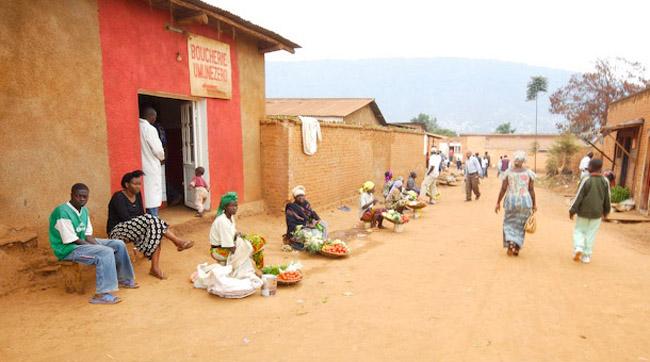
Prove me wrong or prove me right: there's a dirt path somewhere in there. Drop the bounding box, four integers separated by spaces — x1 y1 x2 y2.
1 176 649 362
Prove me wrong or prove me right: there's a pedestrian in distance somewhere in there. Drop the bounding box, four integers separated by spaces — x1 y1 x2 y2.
464 151 482 201
570 158 611 264
495 150 537 256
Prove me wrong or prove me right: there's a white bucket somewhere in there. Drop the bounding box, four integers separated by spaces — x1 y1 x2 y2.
363 222 372 230
414 209 421 219
394 223 404 233
261 274 277 297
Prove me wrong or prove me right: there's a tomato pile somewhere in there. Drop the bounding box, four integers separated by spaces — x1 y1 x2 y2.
321 242 349 255
278 271 303 281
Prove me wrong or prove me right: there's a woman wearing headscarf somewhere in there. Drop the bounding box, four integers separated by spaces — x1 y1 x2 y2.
495 150 537 256
359 181 387 229
284 185 328 249
107 170 194 280
382 170 394 201
209 192 241 265
385 179 407 213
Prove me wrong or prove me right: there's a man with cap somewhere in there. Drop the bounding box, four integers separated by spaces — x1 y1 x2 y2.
579 152 594 179
285 185 328 249
421 147 442 205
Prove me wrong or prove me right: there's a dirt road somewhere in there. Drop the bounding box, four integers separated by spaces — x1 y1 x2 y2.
1 176 649 362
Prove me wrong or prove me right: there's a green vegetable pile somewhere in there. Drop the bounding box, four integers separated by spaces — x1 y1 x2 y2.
261 265 288 276
611 186 630 203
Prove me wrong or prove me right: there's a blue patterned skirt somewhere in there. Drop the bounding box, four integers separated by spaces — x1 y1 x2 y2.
503 207 532 248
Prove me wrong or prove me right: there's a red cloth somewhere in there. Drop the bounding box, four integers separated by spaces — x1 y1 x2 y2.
191 176 209 189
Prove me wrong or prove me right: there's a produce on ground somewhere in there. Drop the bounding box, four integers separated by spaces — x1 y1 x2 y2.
278 271 303 282
321 239 350 255
382 210 409 224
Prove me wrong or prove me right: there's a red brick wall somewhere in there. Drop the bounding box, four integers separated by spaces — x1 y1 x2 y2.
261 119 428 213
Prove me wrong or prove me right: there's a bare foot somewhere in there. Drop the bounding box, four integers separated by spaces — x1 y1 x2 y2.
377 225 387 229
149 268 167 280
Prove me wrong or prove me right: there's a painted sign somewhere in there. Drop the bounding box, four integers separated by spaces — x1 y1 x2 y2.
187 34 232 99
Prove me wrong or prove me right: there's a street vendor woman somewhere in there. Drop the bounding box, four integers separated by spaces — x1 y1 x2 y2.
359 181 387 230
385 179 408 213
209 192 241 264
209 192 265 269
285 185 328 248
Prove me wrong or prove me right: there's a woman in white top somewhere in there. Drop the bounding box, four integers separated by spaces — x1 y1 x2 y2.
209 192 242 265
359 181 387 229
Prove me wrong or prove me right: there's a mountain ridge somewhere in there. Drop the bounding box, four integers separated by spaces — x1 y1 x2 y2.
265 57 576 134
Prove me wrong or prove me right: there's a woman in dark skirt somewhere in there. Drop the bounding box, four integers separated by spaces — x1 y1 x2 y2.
107 170 194 279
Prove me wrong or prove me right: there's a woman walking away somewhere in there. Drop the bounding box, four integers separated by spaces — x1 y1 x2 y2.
107 170 194 279
495 150 537 256
359 181 387 230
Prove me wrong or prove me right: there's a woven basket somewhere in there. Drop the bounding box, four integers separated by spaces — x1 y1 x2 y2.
406 203 427 210
277 276 303 285
319 249 349 258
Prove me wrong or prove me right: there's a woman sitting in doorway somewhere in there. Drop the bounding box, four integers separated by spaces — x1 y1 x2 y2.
385 179 408 213
284 185 328 250
359 181 387 230
107 170 194 280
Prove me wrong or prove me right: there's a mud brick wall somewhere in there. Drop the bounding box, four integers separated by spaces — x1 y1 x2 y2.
261 119 428 214
604 90 650 209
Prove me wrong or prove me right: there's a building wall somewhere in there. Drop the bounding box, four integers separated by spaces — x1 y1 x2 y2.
344 106 380 125
98 0 245 207
0 0 110 243
604 91 650 209
261 119 427 213
237 35 265 202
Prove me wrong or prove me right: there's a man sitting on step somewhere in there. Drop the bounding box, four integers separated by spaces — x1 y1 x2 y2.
49 183 138 304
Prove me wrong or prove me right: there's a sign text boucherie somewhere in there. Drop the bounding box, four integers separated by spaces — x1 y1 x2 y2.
187 34 232 99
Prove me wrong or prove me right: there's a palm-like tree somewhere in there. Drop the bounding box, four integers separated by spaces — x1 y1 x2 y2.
526 76 548 173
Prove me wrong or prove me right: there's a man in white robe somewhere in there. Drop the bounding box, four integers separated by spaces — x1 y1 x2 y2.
140 107 165 216
579 152 593 179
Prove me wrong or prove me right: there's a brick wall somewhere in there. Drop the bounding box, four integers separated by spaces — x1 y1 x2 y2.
604 90 650 210
261 118 428 213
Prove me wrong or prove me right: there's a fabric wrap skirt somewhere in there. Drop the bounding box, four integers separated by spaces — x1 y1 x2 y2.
502 207 532 248
109 214 169 259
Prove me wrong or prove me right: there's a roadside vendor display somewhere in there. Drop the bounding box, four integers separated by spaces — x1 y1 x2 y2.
406 199 427 219
381 210 409 232
262 261 304 285
320 239 350 257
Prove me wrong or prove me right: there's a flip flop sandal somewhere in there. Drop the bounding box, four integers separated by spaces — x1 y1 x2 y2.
507 242 515 256
119 280 139 289
89 293 122 304
177 240 194 252
513 247 520 256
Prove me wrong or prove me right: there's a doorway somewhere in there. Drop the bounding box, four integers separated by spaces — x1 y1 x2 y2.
138 94 210 211
642 136 650 212
617 132 634 188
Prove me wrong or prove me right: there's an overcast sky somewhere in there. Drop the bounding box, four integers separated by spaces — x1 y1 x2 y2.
209 0 650 73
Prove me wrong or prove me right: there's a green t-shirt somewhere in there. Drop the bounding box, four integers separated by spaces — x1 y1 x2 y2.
49 203 90 260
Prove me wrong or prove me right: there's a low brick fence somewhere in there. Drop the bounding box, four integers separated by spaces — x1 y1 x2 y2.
260 118 430 213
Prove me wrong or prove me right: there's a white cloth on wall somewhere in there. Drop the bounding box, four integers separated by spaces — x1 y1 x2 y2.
299 116 322 155
139 118 165 208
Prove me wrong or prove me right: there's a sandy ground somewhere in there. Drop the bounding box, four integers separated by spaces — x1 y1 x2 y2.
1 176 649 362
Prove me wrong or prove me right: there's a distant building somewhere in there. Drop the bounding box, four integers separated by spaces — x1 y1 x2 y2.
601 88 650 213
266 98 387 126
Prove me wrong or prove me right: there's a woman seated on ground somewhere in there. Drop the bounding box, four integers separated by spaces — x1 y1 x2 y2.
359 181 387 229
107 170 195 280
405 171 420 195
385 179 408 213
209 192 263 271
284 185 328 250
382 170 394 201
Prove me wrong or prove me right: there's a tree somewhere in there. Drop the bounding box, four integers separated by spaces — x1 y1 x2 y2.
409 113 458 136
529 141 540 155
550 58 650 134
495 122 516 134
547 133 581 174
526 76 549 173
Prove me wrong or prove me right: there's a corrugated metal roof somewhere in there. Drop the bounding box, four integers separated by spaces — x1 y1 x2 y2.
143 0 300 53
266 98 376 118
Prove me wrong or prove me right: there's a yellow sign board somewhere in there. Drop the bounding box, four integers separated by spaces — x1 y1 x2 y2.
187 34 232 99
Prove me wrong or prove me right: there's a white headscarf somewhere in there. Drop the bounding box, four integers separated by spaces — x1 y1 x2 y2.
513 150 527 163
389 180 403 195
292 185 306 197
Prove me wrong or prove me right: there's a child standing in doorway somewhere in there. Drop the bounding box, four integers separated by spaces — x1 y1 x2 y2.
569 158 611 264
190 166 210 217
